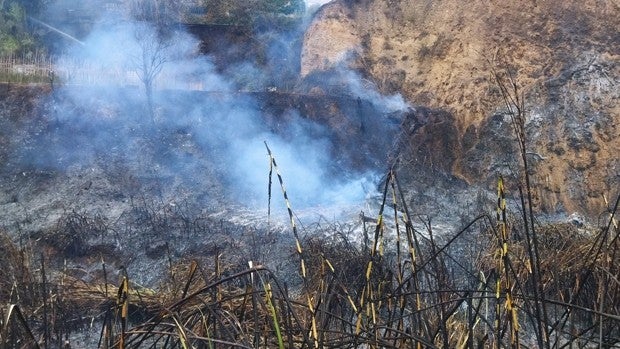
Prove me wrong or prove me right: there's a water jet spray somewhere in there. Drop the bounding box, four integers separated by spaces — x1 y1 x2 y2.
28 16 85 46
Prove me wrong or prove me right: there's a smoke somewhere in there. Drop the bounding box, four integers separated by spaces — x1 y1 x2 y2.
24 12 409 216
306 0 334 9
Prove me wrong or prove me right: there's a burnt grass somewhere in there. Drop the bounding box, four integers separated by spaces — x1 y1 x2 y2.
0 82 402 291
1 83 619 348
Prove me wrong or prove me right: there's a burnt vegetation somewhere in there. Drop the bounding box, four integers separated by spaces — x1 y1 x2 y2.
0 169 618 348
0 35 619 347
0 75 619 347
1 2 619 349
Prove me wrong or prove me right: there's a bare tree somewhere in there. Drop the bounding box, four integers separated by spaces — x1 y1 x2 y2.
132 25 171 123
127 0 189 123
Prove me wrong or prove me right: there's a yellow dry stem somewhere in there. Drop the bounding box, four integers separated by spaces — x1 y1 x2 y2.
347 294 358 313
355 315 363 335
300 259 306 278
296 240 302 254
324 258 335 273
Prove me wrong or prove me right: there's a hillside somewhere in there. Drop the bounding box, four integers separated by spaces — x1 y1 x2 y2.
1 2 619 348
301 0 619 217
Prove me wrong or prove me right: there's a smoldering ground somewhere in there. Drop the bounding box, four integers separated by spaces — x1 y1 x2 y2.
11 13 410 219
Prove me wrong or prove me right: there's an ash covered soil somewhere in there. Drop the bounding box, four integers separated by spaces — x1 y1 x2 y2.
1 68 616 292
0 82 417 286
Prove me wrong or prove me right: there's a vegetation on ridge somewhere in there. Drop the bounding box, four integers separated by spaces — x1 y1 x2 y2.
0 0 44 56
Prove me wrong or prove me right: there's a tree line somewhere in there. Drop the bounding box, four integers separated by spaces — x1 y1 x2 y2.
0 0 305 57
0 0 44 56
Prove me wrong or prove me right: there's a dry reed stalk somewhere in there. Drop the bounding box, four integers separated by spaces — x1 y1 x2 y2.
264 141 318 348
495 176 520 348
116 273 129 349
492 64 550 348
388 171 408 348
393 170 425 348
0 304 41 349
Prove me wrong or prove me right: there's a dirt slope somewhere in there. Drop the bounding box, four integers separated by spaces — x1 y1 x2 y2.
301 0 620 216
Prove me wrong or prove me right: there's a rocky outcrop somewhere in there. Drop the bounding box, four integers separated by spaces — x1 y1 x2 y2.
301 0 619 217
300 3 362 77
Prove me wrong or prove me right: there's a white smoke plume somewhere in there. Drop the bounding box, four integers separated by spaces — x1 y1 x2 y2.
27 11 409 217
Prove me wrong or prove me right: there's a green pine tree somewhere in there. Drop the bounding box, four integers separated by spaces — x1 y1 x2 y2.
0 0 42 56
201 0 304 26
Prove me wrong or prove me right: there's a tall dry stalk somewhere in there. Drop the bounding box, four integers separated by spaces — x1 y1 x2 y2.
264 141 318 348
495 176 520 348
492 65 549 349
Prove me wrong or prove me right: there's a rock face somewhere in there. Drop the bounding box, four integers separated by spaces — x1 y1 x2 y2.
301 3 361 77
301 0 619 217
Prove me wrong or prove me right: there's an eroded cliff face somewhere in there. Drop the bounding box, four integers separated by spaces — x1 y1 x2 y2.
301 0 619 217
